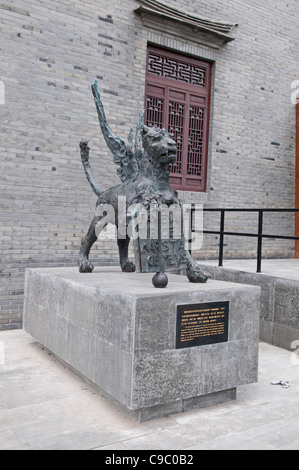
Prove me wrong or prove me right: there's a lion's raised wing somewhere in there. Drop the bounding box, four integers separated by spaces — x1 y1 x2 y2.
91 79 140 183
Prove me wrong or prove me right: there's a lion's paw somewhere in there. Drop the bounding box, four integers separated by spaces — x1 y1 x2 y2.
121 261 136 273
186 266 210 284
79 258 94 273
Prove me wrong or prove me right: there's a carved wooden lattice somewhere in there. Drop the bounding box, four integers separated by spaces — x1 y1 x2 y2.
146 96 164 128
148 52 206 87
145 46 211 192
168 101 184 175
188 106 204 176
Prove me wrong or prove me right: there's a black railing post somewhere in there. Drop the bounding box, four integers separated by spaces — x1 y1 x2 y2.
257 210 264 273
202 208 299 269
188 205 195 255
219 210 225 267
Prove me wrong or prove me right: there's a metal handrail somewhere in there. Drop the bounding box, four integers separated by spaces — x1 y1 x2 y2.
191 207 299 273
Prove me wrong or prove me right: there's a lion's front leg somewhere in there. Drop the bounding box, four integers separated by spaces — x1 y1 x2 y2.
185 250 211 283
117 236 136 273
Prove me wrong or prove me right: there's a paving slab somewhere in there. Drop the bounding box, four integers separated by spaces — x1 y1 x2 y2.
0 330 299 450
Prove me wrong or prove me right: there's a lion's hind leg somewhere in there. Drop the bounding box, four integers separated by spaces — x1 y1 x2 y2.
79 216 99 273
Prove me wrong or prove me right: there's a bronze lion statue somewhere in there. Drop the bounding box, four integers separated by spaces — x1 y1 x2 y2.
78 79 209 287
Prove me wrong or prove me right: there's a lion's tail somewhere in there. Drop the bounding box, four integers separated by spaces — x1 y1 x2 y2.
79 140 101 197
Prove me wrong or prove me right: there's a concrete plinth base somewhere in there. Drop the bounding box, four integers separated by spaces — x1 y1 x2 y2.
23 267 260 421
199 260 299 351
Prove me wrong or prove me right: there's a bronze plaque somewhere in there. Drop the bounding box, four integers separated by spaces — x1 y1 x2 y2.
176 301 229 349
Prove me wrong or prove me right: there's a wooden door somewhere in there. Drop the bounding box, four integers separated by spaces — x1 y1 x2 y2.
145 46 212 192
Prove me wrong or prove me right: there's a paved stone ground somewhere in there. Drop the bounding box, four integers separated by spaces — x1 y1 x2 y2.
0 330 299 450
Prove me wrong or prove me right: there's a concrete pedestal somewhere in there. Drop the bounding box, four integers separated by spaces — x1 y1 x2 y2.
23 267 260 421
199 260 299 351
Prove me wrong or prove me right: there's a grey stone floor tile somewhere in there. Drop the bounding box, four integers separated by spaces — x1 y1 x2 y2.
0 428 25 450
121 424 212 450
186 431 276 450
246 414 299 450
93 441 128 450
23 425 152 451
1 329 299 450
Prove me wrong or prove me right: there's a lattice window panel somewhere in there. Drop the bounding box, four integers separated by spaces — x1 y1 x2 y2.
168 101 184 174
148 52 206 87
187 106 204 176
146 96 164 127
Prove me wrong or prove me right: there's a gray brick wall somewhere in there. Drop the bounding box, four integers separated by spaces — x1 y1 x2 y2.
0 0 298 328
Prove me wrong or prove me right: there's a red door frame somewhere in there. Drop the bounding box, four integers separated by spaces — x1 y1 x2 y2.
296 100 299 257
145 45 212 192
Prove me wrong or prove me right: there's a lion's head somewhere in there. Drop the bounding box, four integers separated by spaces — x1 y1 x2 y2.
141 126 177 165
